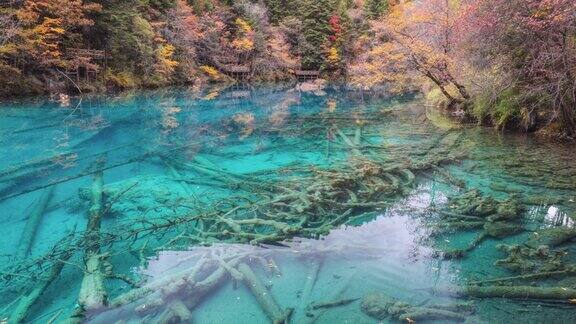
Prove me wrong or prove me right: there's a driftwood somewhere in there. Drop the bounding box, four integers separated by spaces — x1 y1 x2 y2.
237 262 292 324
15 186 56 260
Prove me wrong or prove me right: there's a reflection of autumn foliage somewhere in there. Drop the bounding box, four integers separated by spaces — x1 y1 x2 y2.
269 94 299 126
161 105 181 133
58 93 70 107
233 113 255 139
0 0 572 136
81 115 107 131
326 98 338 112
203 90 220 100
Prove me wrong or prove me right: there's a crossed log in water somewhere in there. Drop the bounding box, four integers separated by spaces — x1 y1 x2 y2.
85 245 293 323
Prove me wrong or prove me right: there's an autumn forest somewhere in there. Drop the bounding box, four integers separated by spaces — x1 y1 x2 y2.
1 0 575 136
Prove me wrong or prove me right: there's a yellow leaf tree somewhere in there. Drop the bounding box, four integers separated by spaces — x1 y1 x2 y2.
351 0 471 106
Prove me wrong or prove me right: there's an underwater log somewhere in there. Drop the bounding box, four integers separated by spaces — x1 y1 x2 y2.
237 262 292 324
469 268 576 285
9 251 72 324
398 307 466 322
94 256 237 323
163 158 195 196
443 285 576 300
353 125 362 146
294 259 322 323
15 186 55 260
309 297 359 310
77 169 107 314
108 255 211 308
526 227 576 248
336 128 362 156
361 293 474 322
361 292 470 322
156 299 192 323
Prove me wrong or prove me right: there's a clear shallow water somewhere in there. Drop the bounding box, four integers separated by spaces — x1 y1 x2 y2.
0 85 575 323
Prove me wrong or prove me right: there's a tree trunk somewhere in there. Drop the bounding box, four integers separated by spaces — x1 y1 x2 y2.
15 186 55 260
9 252 72 323
77 169 107 316
444 285 576 300
237 263 292 323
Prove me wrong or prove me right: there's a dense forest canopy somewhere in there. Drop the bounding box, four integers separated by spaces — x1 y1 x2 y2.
0 0 575 138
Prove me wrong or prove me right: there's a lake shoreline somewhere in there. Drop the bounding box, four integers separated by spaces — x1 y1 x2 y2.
1 82 574 144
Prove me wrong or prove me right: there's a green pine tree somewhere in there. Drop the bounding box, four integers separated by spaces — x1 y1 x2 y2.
364 0 388 19
264 0 300 24
299 0 335 69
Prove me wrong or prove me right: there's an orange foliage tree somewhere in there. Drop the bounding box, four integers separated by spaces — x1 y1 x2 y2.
350 0 471 106
16 0 102 69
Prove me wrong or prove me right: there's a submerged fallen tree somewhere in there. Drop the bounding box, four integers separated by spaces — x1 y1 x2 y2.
361 292 474 322
0 115 469 323
431 189 525 259
437 285 576 301
8 249 73 324
72 168 107 322
15 186 55 260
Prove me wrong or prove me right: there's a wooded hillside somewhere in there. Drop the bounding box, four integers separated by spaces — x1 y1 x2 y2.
1 0 575 138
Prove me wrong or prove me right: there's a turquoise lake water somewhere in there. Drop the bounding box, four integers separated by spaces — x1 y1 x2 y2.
0 85 575 323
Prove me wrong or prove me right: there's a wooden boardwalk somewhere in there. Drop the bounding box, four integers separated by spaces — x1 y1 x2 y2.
220 64 251 80
294 70 320 82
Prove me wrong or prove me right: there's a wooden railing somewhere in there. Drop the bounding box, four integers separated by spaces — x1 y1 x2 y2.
294 70 320 81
